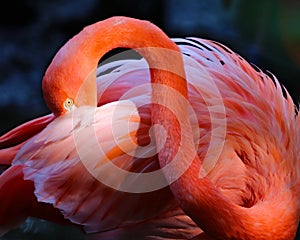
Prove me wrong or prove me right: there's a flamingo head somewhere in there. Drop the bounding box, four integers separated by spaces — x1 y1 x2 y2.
42 35 98 116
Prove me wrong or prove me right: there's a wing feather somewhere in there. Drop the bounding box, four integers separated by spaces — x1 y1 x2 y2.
13 100 176 233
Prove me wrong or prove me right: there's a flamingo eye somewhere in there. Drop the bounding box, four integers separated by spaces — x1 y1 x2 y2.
64 98 74 111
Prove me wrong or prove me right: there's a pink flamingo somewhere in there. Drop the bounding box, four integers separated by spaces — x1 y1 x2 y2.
0 16 299 239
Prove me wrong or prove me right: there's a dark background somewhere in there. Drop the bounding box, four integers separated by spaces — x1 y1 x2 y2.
0 0 299 239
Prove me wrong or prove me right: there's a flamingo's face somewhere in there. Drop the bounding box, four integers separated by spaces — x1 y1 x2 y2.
42 65 97 116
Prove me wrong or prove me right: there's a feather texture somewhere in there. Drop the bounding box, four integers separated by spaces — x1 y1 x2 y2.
0 25 298 238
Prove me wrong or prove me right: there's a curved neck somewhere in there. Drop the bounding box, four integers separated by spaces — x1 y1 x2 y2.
43 17 297 239
51 17 188 96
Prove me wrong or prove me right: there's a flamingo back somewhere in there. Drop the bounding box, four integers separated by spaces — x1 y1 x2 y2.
175 38 299 210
